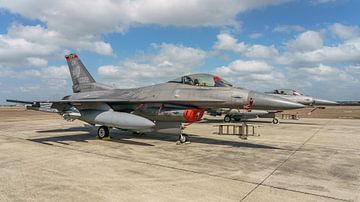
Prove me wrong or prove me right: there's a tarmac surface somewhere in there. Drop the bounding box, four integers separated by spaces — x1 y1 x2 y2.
0 107 359 201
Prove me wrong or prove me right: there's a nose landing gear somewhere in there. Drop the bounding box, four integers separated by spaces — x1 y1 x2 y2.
177 134 190 145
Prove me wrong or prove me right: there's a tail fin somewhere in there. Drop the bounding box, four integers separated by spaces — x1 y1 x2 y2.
65 53 112 93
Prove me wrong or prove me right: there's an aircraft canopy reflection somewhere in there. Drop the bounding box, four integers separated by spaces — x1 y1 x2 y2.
271 89 303 96
169 73 233 87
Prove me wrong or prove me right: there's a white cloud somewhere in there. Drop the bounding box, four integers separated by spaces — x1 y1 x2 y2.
0 0 290 71
213 33 248 53
273 25 305 33
0 0 289 35
0 24 113 68
215 60 273 74
98 43 207 87
0 65 71 101
280 38 360 66
286 64 358 99
329 23 360 40
346 65 360 75
286 30 324 51
214 60 285 89
26 57 48 67
211 28 360 98
0 65 69 80
213 33 278 59
11 24 112 55
245 45 279 59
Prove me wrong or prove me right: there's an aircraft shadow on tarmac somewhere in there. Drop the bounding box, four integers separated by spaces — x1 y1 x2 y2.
32 127 280 150
32 128 154 147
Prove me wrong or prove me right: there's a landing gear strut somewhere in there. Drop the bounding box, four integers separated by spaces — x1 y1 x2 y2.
177 134 190 144
97 126 110 139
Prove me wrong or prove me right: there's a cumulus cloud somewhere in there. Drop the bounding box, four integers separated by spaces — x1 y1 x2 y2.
0 24 113 68
0 65 69 80
273 25 305 33
0 65 71 102
98 43 207 87
329 23 360 40
245 45 279 59
26 57 48 67
0 0 289 35
280 38 360 66
0 0 289 72
213 33 248 53
213 33 278 59
214 60 285 88
287 63 358 99
211 27 360 98
286 30 324 51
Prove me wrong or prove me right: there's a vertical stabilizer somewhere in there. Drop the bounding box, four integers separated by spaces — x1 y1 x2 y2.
65 54 96 93
65 53 112 93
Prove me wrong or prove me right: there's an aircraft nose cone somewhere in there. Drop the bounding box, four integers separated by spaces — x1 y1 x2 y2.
249 91 305 110
313 98 338 105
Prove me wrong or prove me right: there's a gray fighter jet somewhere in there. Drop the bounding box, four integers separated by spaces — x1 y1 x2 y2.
7 53 304 143
216 88 337 124
267 89 338 105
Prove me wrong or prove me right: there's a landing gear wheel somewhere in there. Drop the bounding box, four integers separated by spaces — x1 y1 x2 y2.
178 134 190 144
272 118 279 124
224 115 231 123
98 126 109 139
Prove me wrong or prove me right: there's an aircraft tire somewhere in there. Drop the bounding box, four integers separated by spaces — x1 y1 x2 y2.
272 118 279 124
224 115 231 122
178 134 189 144
98 126 110 138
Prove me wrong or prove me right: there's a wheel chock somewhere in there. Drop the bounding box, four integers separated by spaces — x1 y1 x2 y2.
102 136 111 141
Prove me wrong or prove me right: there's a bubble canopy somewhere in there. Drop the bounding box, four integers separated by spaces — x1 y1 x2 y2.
272 89 303 96
168 73 233 87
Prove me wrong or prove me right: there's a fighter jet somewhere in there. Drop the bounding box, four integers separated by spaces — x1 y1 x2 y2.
7 54 304 143
267 89 338 105
216 88 337 124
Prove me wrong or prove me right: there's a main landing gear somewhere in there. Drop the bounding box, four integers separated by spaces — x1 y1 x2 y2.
97 126 111 140
272 118 279 124
224 115 232 122
177 133 190 144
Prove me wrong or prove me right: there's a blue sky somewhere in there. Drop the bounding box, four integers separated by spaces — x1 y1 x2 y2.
0 0 360 104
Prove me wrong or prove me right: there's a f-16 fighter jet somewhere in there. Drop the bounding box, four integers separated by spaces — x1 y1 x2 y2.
215 89 337 124
268 89 338 106
7 54 304 143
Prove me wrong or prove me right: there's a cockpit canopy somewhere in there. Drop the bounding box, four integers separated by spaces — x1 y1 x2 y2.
272 89 302 96
168 73 233 87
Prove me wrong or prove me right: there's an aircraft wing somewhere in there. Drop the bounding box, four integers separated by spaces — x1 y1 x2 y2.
7 98 225 112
